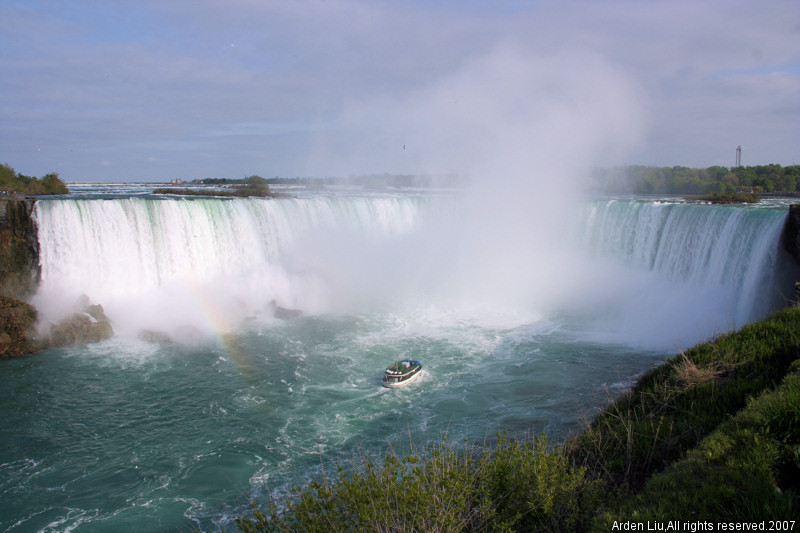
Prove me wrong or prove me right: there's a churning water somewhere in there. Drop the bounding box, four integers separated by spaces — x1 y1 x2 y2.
0 185 792 531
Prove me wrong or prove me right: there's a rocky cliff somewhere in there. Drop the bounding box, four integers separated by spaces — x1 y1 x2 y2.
0 295 36 356
783 205 800 307
0 198 40 356
0 197 39 300
782 204 800 265
0 198 113 356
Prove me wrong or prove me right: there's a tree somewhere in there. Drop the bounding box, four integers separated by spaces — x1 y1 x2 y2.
0 163 17 189
246 175 268 185
41 173 69 194
0 163 70 195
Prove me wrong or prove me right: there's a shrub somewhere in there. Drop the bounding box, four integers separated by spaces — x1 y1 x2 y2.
0 164 69 195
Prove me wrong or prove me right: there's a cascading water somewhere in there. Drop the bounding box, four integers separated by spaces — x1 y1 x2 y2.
31 194 429 335
2 187 793 532
575 199 788 349
32 193 788 347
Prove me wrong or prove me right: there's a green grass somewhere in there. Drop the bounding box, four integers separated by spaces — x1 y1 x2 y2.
570 309 800 492
600 361 800 525
235 308 800 532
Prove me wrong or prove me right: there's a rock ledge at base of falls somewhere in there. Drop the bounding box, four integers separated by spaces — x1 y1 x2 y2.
0 294 115 358
36 299 115 350
1 198 115 357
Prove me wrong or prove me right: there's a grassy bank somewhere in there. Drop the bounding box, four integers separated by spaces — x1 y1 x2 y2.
236 308 800 532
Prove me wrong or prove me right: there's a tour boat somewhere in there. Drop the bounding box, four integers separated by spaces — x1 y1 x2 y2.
382 359 422 388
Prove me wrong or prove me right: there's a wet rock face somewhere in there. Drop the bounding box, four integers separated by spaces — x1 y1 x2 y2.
0 294 115 357
783 205 800 265
0 201 116 356
0 198 39 301
43 312 114 347
0 295 37 357
37 300 114 350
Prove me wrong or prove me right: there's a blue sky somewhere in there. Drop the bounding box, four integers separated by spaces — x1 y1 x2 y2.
1 0 798 182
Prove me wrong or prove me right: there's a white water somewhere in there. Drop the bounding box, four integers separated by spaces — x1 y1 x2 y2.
32 194 431 336
32 192 790 351
577 199 788 349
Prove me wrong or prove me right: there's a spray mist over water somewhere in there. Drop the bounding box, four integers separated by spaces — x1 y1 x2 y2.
305 44 646 318
31 45 788 351
571 201 789 350
29 45 667 345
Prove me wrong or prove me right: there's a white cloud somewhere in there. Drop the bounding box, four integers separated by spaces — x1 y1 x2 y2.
0 0 797 180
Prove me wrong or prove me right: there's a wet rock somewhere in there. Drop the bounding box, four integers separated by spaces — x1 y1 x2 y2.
35 298 114 351
271 300 302 320
138 330 172 343
782 204 800 265
0 295 37 357
0 198 39 301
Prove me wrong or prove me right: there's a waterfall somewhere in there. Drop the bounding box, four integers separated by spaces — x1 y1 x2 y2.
31 194 790 347
32 195 427 334
578 199 788 348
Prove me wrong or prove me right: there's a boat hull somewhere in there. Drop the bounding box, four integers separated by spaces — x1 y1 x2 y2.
382 368 422 388
382 359 423 388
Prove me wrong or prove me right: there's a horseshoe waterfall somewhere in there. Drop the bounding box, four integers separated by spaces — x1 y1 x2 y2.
1 186 795 532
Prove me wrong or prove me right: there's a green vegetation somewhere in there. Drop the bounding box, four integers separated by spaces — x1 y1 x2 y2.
685 191 761 203
593 164 800 195
0 163 69 195
195 175 269 187
152 187 273 198
237 435 601 532
601 361 800 524
237 308 800 531
155 176 275 198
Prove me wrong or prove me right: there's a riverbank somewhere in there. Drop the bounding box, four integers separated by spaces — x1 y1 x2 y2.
236 307 800 531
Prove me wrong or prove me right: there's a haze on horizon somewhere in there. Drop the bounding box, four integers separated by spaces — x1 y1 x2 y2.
1 0 798 183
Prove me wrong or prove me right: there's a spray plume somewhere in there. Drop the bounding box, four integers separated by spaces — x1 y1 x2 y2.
304 43 646 314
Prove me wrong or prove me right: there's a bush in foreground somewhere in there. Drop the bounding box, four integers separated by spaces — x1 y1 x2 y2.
237 435 599 532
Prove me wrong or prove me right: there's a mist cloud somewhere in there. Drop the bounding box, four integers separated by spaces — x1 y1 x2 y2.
308 44 644 179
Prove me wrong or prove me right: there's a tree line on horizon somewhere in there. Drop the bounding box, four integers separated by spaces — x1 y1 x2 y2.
0 162 69 195
202 165 800 195
3 159 799 196
592 163 800 195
